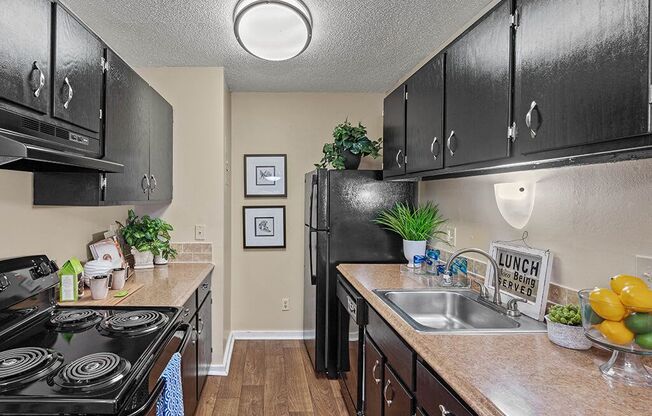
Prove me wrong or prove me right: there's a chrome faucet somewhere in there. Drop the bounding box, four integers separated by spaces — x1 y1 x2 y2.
445 248 502 307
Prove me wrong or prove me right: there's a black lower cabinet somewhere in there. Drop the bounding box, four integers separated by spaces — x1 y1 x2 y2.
363 307 476 416
383 364 413 416
197 291 212 395
364 335 385 416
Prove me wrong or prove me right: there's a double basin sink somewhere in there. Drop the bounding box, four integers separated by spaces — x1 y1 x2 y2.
374 289 547 334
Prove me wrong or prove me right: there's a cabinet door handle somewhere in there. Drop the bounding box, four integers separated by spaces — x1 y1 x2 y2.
525 100 538 138
430 136 439 160
383 379 394 407
197 317 204 335
141 174 150 193
395 149 403 168
63 76 74 109
32 62 45 98
149 175 157 192
447 130 456 157
372 360 381 384
201 282 209 290
439 404 454 416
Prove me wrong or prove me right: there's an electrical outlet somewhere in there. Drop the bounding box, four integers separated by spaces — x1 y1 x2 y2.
281 297 290 311
635 255 652 285
195 225 206 241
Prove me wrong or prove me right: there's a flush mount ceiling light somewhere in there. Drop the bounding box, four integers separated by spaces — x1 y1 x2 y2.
233 0 313 61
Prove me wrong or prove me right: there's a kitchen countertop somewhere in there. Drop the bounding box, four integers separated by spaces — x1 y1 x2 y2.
337 263 650 416
62 263 214 307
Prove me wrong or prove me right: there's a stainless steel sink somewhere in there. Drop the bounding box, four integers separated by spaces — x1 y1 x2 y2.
374 289 547 334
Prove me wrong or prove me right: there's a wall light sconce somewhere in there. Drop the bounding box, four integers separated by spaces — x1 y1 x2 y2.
494 182 536 229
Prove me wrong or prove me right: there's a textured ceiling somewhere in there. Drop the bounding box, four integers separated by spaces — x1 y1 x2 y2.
61 0 494 92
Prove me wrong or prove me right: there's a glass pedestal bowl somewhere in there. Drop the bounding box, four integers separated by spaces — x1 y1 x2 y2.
578 288 652 387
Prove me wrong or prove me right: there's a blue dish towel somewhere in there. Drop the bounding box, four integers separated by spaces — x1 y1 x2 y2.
156 352 184 416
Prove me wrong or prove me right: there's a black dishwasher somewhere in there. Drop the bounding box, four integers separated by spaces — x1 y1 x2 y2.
337 274 367 415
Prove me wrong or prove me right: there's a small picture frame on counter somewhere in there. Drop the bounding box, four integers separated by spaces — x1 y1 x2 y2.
244 154 287 197
243 206 286 249
486 241 553 321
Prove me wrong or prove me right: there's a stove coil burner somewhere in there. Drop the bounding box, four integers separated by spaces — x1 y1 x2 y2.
99 310 168 337
53 352 131 393
0 347 64 392
49 309 103 332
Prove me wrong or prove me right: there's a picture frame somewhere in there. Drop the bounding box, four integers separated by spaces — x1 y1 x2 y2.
243 206 286 249
244 154 287 197
485 241 553 321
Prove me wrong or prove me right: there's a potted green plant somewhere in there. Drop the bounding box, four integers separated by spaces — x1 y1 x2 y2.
315 120 382 170
545 304 592 350
116 210 177 269
374 202 447 267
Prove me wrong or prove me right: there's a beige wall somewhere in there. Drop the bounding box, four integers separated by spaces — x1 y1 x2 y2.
136 67 231 364
0 170 129 262
420 158 652 290
230 92 384 331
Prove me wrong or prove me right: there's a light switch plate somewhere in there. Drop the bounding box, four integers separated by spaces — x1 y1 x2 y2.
635 255 652 285
195 224 206 241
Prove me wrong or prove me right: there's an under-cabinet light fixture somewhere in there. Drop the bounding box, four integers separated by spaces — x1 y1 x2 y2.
494 182 536 229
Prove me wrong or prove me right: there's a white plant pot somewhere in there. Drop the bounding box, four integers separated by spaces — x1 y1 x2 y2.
132 248 154 269
403 240 427 268
154 255 169 266
545 315 592 350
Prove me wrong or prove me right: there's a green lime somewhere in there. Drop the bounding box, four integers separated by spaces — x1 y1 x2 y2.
634 332 652 349
624 313 652 334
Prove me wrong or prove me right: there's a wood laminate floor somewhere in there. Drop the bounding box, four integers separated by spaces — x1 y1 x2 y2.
195 340 350 416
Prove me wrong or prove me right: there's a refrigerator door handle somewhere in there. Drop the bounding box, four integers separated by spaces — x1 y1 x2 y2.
309 174 317 228
309 230 317 285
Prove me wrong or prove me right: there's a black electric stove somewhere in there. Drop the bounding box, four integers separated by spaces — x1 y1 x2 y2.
0 255 190 416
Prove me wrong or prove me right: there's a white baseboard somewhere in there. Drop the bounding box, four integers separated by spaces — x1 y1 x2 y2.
207 330 303 376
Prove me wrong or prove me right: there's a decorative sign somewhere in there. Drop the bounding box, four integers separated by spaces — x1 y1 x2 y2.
486 242 553 321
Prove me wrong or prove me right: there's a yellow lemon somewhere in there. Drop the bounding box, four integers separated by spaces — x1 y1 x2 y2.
619 286 652 313
610 274 648 295
589 288 626 321
596 320 635 345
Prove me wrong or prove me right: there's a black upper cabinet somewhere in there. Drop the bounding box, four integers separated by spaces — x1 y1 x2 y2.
445 0 512 167
406 54 445 174
148 88 173 202
0 0 51 114
53 5 103 133
105 50 150 203
515 0 650 155
383 85 407 177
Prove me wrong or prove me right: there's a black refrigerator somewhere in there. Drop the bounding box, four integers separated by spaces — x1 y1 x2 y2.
303 169 416 377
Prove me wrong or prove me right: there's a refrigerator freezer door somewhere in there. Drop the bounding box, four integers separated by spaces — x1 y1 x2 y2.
304 170 329 230
303 226 328 372
328 170 416 263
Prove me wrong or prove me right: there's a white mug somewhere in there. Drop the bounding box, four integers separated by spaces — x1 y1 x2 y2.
112 268 127 290
90 274 112 300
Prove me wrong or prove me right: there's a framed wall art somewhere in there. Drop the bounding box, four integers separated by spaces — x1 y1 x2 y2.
485 241 553 321
244 154 287 197
243 206 286 248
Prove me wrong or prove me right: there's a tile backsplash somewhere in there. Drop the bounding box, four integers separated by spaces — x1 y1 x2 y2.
170 242 212 263
436 247 578 308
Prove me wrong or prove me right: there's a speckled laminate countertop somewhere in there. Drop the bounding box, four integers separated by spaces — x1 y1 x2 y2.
63 263 214 307
337 263 650 416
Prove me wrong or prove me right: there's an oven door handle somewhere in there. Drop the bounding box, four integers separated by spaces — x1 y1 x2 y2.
177 323 193 355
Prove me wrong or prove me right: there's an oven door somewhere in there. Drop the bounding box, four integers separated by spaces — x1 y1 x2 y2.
336 275 366 415
119 323 193 416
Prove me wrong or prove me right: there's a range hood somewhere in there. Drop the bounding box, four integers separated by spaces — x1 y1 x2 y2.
0 131 124 173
